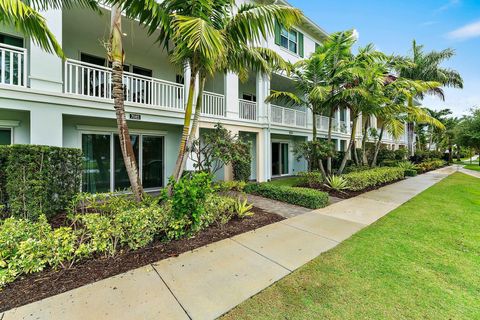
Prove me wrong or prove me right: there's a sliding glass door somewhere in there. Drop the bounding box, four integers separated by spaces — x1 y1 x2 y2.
271 142 289 176
82 133 164 193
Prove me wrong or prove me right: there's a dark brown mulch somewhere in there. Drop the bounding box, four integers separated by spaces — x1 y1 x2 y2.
0 207 284 313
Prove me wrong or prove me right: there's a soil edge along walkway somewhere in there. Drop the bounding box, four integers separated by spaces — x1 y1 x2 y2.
2 166 457 320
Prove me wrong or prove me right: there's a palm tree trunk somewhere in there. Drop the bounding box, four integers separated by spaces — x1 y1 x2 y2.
177 74 206 179
371 125 385 167
338 115 358 174
172 69 198 181
361 117 370 165
110 5 143 201
407 97 415 157
326 108 334 175
312 112 317 140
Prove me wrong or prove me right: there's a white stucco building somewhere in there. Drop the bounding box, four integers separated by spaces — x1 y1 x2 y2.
0 1 407 193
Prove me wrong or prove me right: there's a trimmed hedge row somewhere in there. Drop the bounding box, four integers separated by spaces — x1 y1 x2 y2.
343 167 405 191
0 145 83 220
244 183 329 209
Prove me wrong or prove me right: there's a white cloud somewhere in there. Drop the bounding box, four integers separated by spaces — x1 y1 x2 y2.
447 20 480 40
436 0 461 13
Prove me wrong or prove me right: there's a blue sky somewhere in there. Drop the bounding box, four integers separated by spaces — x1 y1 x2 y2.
289 0 480 116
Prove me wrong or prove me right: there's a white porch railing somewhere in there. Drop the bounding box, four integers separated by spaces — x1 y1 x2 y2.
64 59 184 110
316 116 347 133
202 91 226 117
239 99 257 121
271 105 307 128
0 43 27 87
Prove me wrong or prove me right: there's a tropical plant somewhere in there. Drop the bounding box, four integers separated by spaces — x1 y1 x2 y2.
324 175 349 192
397 40 464 156
113 0 302 182
234 197 254 218
0 0 99 58
293 140 334 176
456 108 480 166
107 5 144 201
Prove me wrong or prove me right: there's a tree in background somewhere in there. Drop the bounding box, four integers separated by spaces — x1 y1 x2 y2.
456 108 480 165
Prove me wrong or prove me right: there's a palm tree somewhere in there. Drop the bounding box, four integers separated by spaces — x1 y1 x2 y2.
108 5 144 201
425 108 452 150
0 0 99 58
397 40 463 156
114 0 302 181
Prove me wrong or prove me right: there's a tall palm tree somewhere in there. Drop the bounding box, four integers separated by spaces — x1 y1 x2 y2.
108 5 143 201
0 0 99 58
113 0 302 181
397 40 463 156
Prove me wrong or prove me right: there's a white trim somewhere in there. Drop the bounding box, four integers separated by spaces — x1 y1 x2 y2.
0 120 20 127
76 125 168 135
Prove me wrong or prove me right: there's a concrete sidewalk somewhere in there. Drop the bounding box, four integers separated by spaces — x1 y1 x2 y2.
1 166 457 320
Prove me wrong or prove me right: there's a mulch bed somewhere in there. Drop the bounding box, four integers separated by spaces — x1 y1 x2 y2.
0 207 284 313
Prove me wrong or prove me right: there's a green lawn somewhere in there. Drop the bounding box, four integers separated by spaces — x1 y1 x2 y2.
463 163 480 172
267 176 303 187
223 173 480 320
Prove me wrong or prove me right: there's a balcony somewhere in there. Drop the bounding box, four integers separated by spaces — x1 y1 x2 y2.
201 91 226 118
0 43 27 87
316 116 348 134
239 99 258 121
271 105 307 128
64 59 184 110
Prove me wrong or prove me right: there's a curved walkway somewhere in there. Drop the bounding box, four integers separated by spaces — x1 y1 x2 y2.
1 167 457 320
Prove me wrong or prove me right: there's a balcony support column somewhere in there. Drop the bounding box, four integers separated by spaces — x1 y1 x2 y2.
224 72 239 119
29 8 63 92
256 72 270 123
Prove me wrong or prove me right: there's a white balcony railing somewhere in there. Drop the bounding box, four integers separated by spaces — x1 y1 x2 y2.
0 43 27 87
271 105 307 128
202 91 226 117
64 59 184 110
239 99 257 121
316 116 347 134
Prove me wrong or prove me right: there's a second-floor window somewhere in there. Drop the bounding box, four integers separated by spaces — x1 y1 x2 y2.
275 22 304 57
0 34 23 48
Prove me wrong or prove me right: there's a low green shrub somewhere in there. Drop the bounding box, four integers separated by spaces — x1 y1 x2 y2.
404 169 418 177
342 165 370 174
215 180 247 192
342 167 405 191
244 183 329 209
298 171 324 188
396 161 418 177
0 145 82 220
415 160 446 173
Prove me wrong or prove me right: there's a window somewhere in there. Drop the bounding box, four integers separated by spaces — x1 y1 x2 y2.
0 34 23 47
82 133 165 193
275 23 304 57
242 93 257 102
81 53 106 67
0 128 12 145
280 27 298 54
176 74 185 85
132 66 152 77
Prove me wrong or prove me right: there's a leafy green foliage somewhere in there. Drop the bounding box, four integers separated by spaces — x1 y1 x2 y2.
324 175 349 192
343 167 405 191
415 160 446 173
215 180 247 192
234 197 254 218
0 145 82 220
245 183 329 209
298 171 324 188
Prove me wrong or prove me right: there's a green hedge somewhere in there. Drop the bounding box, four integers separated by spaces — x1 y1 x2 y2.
244 183 329 209
343 167 405 191
0 145 82 220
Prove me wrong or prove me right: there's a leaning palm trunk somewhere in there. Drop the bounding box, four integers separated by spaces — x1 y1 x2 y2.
326 109 334 175
172 71 198 181
110 5 143 201
361 118 370 166
338 115 358 174
178 75 207 178
371 125 385 167
407 97 415 157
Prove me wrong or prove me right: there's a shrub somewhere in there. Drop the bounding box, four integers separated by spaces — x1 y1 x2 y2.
394 148 408 161
404 169 418 177
215 180 247 192
244 183 329 209
377 148 396 164
203 194 237 227
342 167 405 191
416 160 446 173
410 150 444 164
234 196 254 218
324 175 349 192
342 165 370 174
0 145 82 220
298 171 324 188
397 161 418 177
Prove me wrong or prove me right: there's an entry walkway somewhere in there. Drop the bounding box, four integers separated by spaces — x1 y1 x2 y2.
1 166 457 320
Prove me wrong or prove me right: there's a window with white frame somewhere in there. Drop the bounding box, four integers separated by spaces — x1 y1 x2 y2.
0 128 12 145
280 27 298 54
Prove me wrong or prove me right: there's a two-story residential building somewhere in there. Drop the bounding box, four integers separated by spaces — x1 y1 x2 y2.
0 1 407 193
